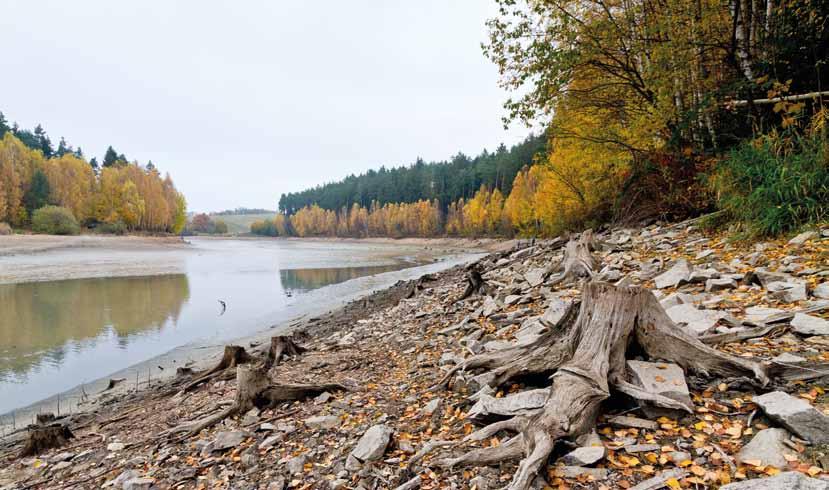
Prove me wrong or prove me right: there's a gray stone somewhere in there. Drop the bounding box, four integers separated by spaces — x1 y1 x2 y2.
107 442 125 452
626 361 692 413
654 259 690 289
753 391 829 444
330 479 349 490
285 454 306 474
211 431 246 452
267 479 287 490
659 293 685 310
768 281 808 303
467 389 549 421
667 451 692 464
696 249 715 259
422 398 442 416
721 472 829 489
557 466 609 480
123 478 155 490
745 306 786 323
351 425 393 462
689 268 721 283
773 352 807 363
751 268 792 289
706 277 737 292
814 282 829 300
524 268 546 288
504 294 522 306
53 461 72 471
540 297 572 326
630 469 689 490
559 446 606 466
791 313 829 336
305 415 340 430
624 443 660 453
666 303 726 334
482 296 500 317
736 428 795 468
789 231 818 246
469 475 490 490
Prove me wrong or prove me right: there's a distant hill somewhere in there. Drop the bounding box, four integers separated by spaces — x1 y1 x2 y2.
212 207 275 216
210 212 274 234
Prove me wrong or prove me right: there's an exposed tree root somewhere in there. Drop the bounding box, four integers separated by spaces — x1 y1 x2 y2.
264 335 306 370
20 414 74 457
182 345 253 393
404 273 437 299
166 365 346 439
436 282 769 490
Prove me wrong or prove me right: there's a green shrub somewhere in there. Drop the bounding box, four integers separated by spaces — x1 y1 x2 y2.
0 222 11 235
98 220 127 235
710 128 829 236
31 206 81 235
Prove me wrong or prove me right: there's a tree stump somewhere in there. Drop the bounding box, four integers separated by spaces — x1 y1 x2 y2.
264 336 306 370
543 229 598 285
20 413 73 457
183 345 253 392
437 282 768 490
456 265 488 302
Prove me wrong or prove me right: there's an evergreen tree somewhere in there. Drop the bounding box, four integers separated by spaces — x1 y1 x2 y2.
89 156 99 170
103 146 120 167
24 169 51 214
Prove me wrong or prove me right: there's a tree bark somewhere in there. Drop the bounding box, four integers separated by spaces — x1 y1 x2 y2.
20 414 74 457
543 230 598 285
183 345 253 392
264 336 306 370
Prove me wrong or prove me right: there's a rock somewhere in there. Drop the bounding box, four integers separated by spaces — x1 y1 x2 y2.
559 446 606 466
814 282 829 300
241 448 258 468
467 389 549 421
696 249 715 259
706 277 737 292
504 294 522 306
736 428 795 468
267 479 287 490
773 352 807 363
557 466 609 480
768 281 808 302
285 454 306 474
624 443 660 453
689 268 720 283
721 472 829 489
330 479 349 490
305 415 340 430
482 296 500 317
106 470 140 488
789 231 818 246
753 391 829 444
123 478 155 490
351 425 393 462
665 303 726 334
667 451 692 464
540 297 572 326
745 306 786 323
791 313 829 335
260 434 283 449
315 392 333 404
629 469 689 490
422 398 442 416
469 475 489 490
524 268 546 287
749 268 792 289
654 259 690 289
107 442 125 452
659 293 687 310
626 361 692 414
211 431 246 452
606 415 658 430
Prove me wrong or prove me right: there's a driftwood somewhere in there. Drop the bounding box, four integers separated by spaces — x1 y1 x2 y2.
182 345 253 393
20 413 74 457
436 282 768 490
404 273 437 299
264 336 306 370
542 230 598 285
165 365 346 439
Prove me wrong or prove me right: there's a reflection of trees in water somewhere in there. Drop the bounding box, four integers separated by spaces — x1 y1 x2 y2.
280 265 403 293
0 275 190 378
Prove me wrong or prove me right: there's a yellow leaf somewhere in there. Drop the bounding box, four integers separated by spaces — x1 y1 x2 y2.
665 478 682 490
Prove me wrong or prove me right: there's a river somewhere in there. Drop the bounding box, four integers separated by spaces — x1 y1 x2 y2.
0 237 480 417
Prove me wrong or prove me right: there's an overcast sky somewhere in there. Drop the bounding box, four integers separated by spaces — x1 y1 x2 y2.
1 1 528 212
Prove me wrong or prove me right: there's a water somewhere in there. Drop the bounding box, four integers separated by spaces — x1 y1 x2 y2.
0 238 439 414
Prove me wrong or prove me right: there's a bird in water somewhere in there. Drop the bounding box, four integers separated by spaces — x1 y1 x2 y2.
218 300 227 315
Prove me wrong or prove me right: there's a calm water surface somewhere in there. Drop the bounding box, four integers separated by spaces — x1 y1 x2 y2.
0 238 419 414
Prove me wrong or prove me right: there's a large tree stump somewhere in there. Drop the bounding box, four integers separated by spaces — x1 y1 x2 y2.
456 265 489 302
437 282 768 490
20 413 73 457
264 336 306 370
183 345 253 392
542 229 598 285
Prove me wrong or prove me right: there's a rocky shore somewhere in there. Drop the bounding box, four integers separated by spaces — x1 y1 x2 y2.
2 221 829 490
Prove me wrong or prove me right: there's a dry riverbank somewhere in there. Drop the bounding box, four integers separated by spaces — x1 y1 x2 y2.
3 224 829 490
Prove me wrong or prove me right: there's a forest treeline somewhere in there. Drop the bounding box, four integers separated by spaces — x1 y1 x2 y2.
0 112 186 234
262 0 829 239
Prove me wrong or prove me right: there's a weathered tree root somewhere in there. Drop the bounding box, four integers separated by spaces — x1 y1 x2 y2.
404 273 437 299
166 365 346 439
437 282 768 490
20 413 74 457
264 335 306 370
543 229 598 285
182 345 253 392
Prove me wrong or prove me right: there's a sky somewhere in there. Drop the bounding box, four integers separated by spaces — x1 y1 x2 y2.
0 1 529 213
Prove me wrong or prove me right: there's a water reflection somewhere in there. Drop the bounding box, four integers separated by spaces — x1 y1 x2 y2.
0 275 190 381
280 264 404 293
